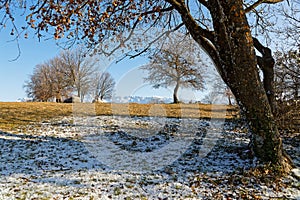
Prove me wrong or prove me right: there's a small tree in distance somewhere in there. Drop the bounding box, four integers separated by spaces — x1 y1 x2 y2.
24 58 72 102
60 48 98 102
93 72 115 102
204 79 235 105
24 64 53 102
141 34 205 103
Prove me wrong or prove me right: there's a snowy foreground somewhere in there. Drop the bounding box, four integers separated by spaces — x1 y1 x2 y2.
0 116 299 199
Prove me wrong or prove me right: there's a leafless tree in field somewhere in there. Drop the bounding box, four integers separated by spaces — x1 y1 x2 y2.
92 71 115 102
60 48 98 102
24 57 72 102
141 33 205 103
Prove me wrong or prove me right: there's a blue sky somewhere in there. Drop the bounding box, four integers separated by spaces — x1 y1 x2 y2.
0 11 152 102
0 31 60 101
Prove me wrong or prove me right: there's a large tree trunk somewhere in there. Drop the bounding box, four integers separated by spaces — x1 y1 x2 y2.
207 0 292 171
171 0 293 172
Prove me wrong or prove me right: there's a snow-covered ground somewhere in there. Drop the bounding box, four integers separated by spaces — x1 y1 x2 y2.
0 116 299 199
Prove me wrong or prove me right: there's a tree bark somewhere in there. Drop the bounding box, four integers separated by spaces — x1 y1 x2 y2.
173 81 180 103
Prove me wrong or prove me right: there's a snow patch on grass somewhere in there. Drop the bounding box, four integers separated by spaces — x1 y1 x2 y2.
0 116 299 199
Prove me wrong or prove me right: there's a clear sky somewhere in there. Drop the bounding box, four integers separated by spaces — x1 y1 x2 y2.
0 30 60 101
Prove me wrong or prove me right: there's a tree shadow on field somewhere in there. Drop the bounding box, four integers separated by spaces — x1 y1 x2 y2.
0 122 252 178
0 131 105 178
0 121 298 188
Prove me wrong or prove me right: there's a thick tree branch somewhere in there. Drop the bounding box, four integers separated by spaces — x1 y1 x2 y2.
253 37 276 112
253 37 275 66
166 0 223 77
119 23 184 61
166 0 214 40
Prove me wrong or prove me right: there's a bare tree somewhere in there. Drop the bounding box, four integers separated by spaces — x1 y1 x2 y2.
141 34 205 103
60 48 98 102
48 56 73 102
275 49 300 102
93 72 115 102
24 64 53 102
25 48 97 102
277 0 300 47
206 80 235 106
24 57 72 102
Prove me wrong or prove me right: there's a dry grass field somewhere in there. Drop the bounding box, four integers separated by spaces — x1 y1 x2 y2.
0 102 239 132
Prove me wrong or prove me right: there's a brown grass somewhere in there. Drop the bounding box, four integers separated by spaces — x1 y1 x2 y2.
0 102 239 132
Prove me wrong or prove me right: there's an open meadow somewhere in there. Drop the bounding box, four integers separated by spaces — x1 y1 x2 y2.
0 102 238 132
0 102 299 199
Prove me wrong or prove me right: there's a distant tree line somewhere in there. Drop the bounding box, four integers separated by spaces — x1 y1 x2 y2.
24 48 115 102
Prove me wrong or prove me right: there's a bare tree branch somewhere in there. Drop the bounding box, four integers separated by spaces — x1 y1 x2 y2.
123 23 184 61
245 0 284 13
99 18 141 57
